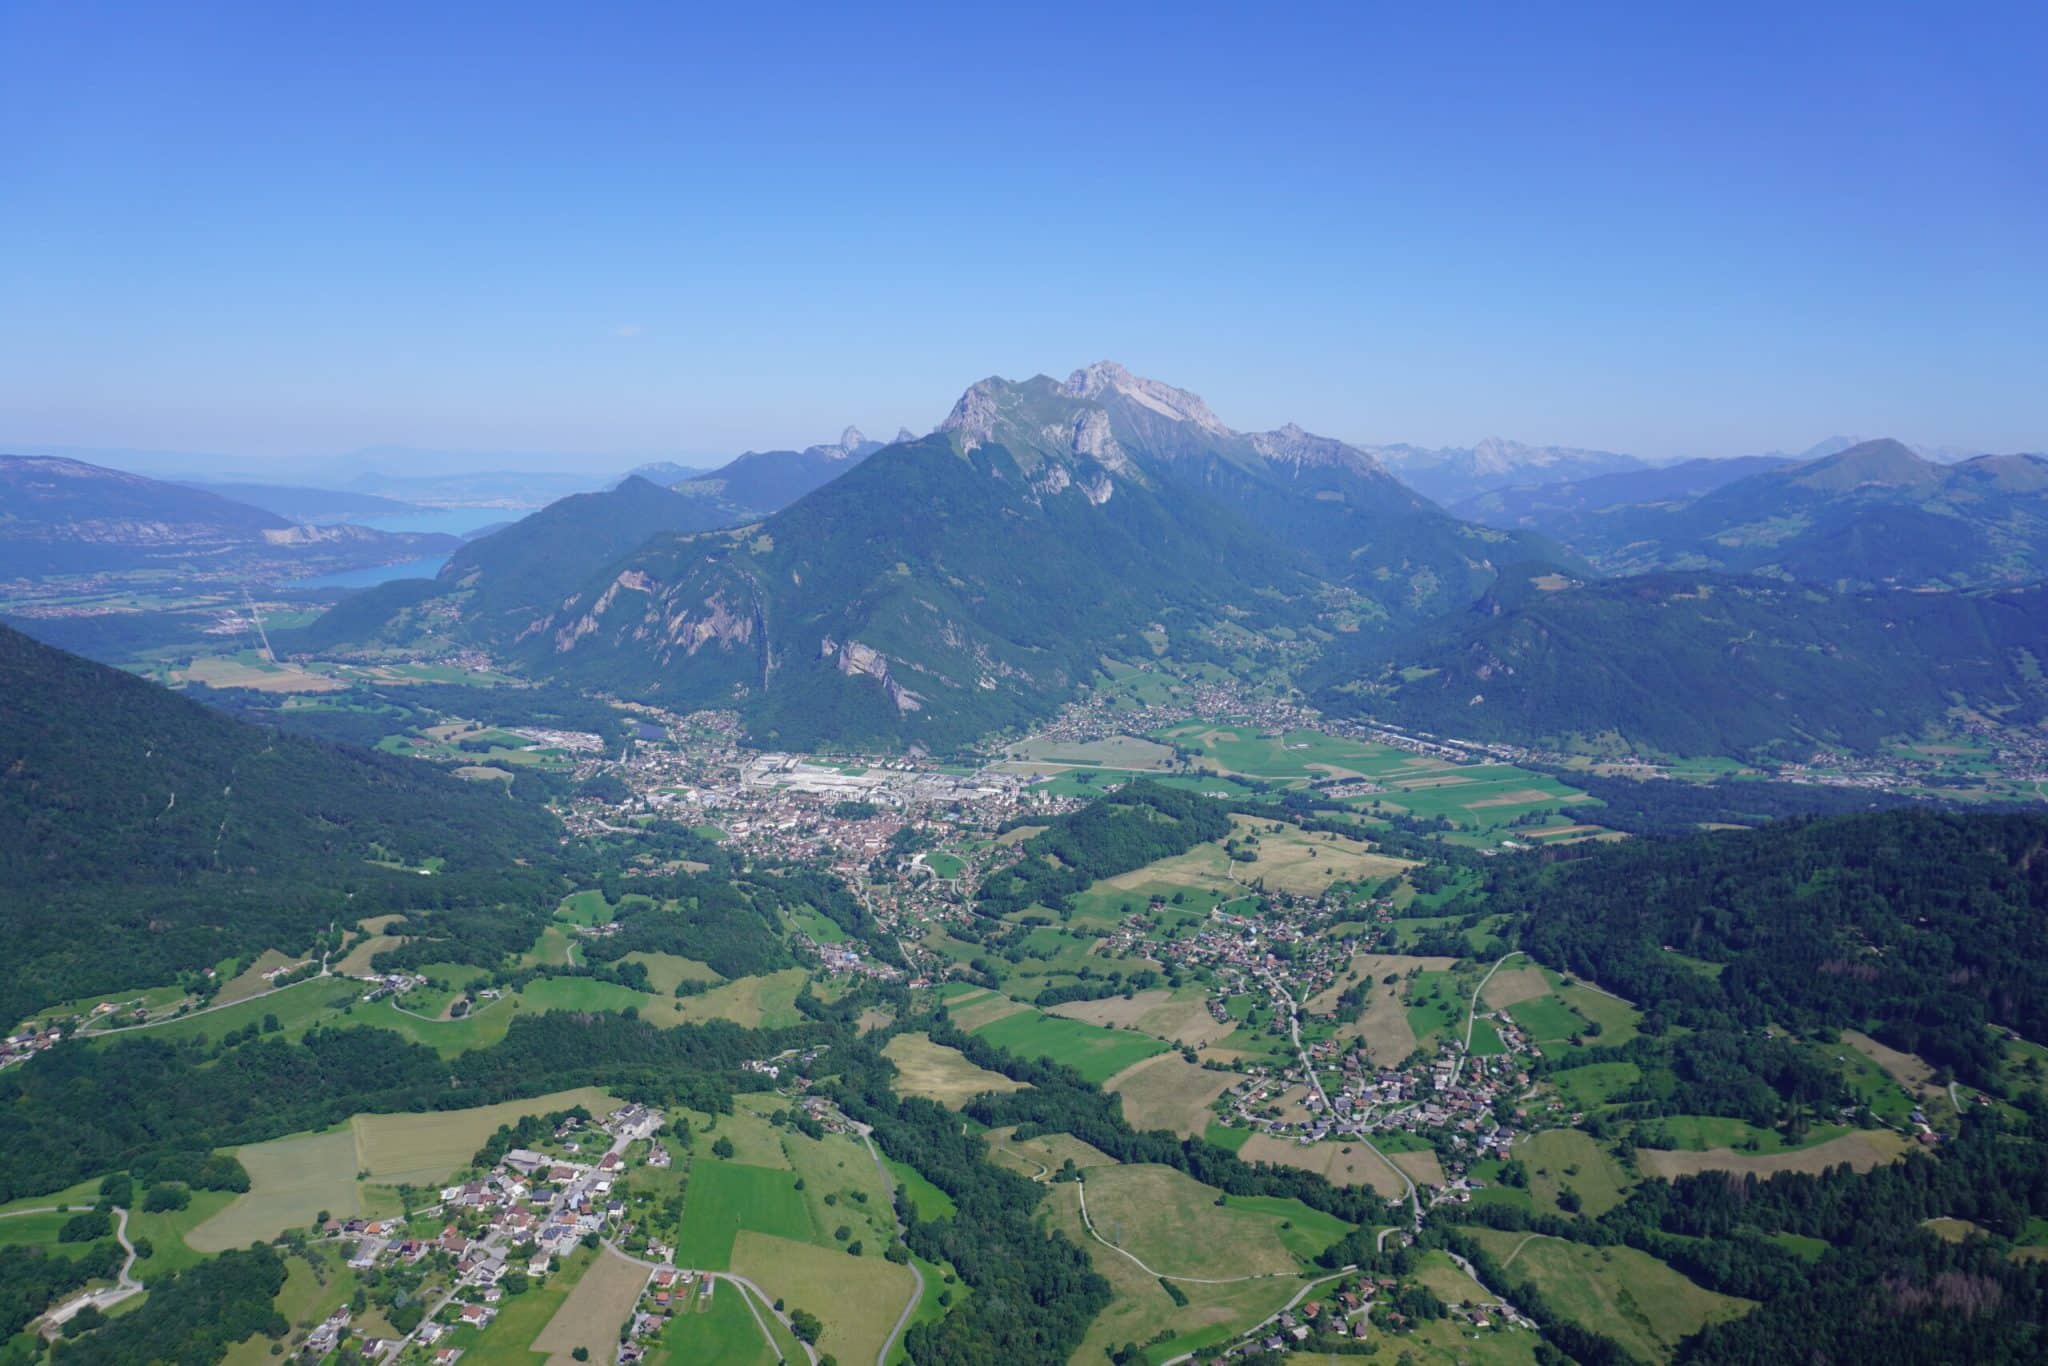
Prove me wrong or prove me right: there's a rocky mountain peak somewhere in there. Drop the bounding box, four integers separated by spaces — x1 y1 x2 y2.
1061 361 1232 435
836 425 866 452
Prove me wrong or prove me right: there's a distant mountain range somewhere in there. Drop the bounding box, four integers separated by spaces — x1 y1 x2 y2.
0 455 457 579
1467 439 2048 589
1366 438 1648 504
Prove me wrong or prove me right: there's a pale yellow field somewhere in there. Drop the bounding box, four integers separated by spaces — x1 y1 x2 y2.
336 915 408 976
1078 1164 1303 1277
665 967 806 1028
1105 1053 1235 1138
533 1248 649 1364
882 1032 1028 1108
1306 952 1455 1065
1044 1181 1301 1366
1224 814 1414 894
352 1087 620 1185
1390 1149 1447 1189
1236 1134 1409 1200
983 1125 1118 1178
1468 788 1565 808
176 657 345 692
1480 965 1551 1010
189 1127 363 1251
1048 987 1234 1048
1639 1129 1909 1180
730 1232 916 1366
621 950 722 994
942 986 1032 1033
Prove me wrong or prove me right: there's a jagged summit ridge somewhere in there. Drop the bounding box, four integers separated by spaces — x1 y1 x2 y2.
1060 361 1231 435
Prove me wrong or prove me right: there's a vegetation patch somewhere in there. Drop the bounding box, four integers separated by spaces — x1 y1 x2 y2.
1104 1053 1236 1139
882 1031 1028 1109
729 1230 918 1366
672 1161 810 1270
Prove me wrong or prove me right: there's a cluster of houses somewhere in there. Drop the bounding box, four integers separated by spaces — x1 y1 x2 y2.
618 1267 715 1363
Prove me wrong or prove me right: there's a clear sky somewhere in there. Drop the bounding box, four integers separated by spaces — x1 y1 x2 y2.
2 2 2042 471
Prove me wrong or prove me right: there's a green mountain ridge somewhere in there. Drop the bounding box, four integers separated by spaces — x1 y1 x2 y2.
0 623 561 1024
1314 569 2048 758
1497 438 2048 589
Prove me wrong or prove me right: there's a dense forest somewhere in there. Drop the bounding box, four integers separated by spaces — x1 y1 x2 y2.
978 781 1232 916
0 626 565 1024
1487 810 2048 1086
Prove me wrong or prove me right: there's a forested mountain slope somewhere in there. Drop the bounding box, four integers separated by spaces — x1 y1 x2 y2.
496 364 1556 747
1315 570 2048 759
0 624 561 1024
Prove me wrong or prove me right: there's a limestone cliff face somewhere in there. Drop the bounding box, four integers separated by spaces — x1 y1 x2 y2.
820 637 923 712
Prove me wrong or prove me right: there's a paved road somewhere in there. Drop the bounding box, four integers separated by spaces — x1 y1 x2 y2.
860 1133 927 1366
1261 966 1419 1227
1157 1265 1358 1366
32 1206 142 1335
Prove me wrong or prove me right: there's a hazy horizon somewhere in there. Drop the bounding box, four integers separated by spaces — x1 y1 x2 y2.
4 5 2043 468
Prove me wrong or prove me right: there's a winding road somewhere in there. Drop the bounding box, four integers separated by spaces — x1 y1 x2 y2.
860 1132 927 1366
13 1205 143 1336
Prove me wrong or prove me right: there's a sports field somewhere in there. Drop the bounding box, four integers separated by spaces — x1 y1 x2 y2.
882 1031 1028 1108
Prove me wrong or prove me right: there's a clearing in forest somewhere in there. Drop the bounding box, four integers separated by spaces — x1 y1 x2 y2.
1104 1053 1235 1138
729 1231 917 1366
882 1032 1028 1108
1236 1134 1410 1200
1469 1230 1754 1362
1638 1129 1909 1180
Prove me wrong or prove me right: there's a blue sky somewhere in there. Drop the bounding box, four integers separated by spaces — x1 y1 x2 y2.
1 2 2042 470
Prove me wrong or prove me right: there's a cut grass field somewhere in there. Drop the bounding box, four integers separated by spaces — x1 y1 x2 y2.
646 1279 775 1366
1638 1128 1909 1180
1469 1230 1754 1362
1236 1134 1410 1200
882 1031 1028 1108
1224 813 1415 894
730 1231 917 1366
966 1002 1170 1084
666 967 808 1029
621 951 721 995
1307 952 1457 1065
532 1246 649 1363
1515 1129 1636 1218
1047 984 1234 1049
983 1126 1118 1179
191 1088 618 1249
1105 1052 1236 1138
1079 1163 1349 1277
455 1244 596 1364
1042 1180 1301 1365
673 1161 810 1270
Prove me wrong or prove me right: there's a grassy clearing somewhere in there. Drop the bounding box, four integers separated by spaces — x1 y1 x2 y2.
673 1161 810 1270
1469 1230 1754 1362
983 1126 1118 1178
1308 952 1457 1065
1042 1180 1299 1365
666 968 807 1029
532 1246 649 1360
1105 1052 1236 1138
108 975 357 1048
622 951 722 994
885 1158 955 1221
1638 1128 1909 1180
1516 1130 1635 1218
730 1231 917 1366
1047 985 1233 1049
882 1032 1028 1108
190 1128 361 1251
967 1004 1170 1084
352 1087 619 1184
1237 1134 1410 1200
1080 1163 1329 1278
